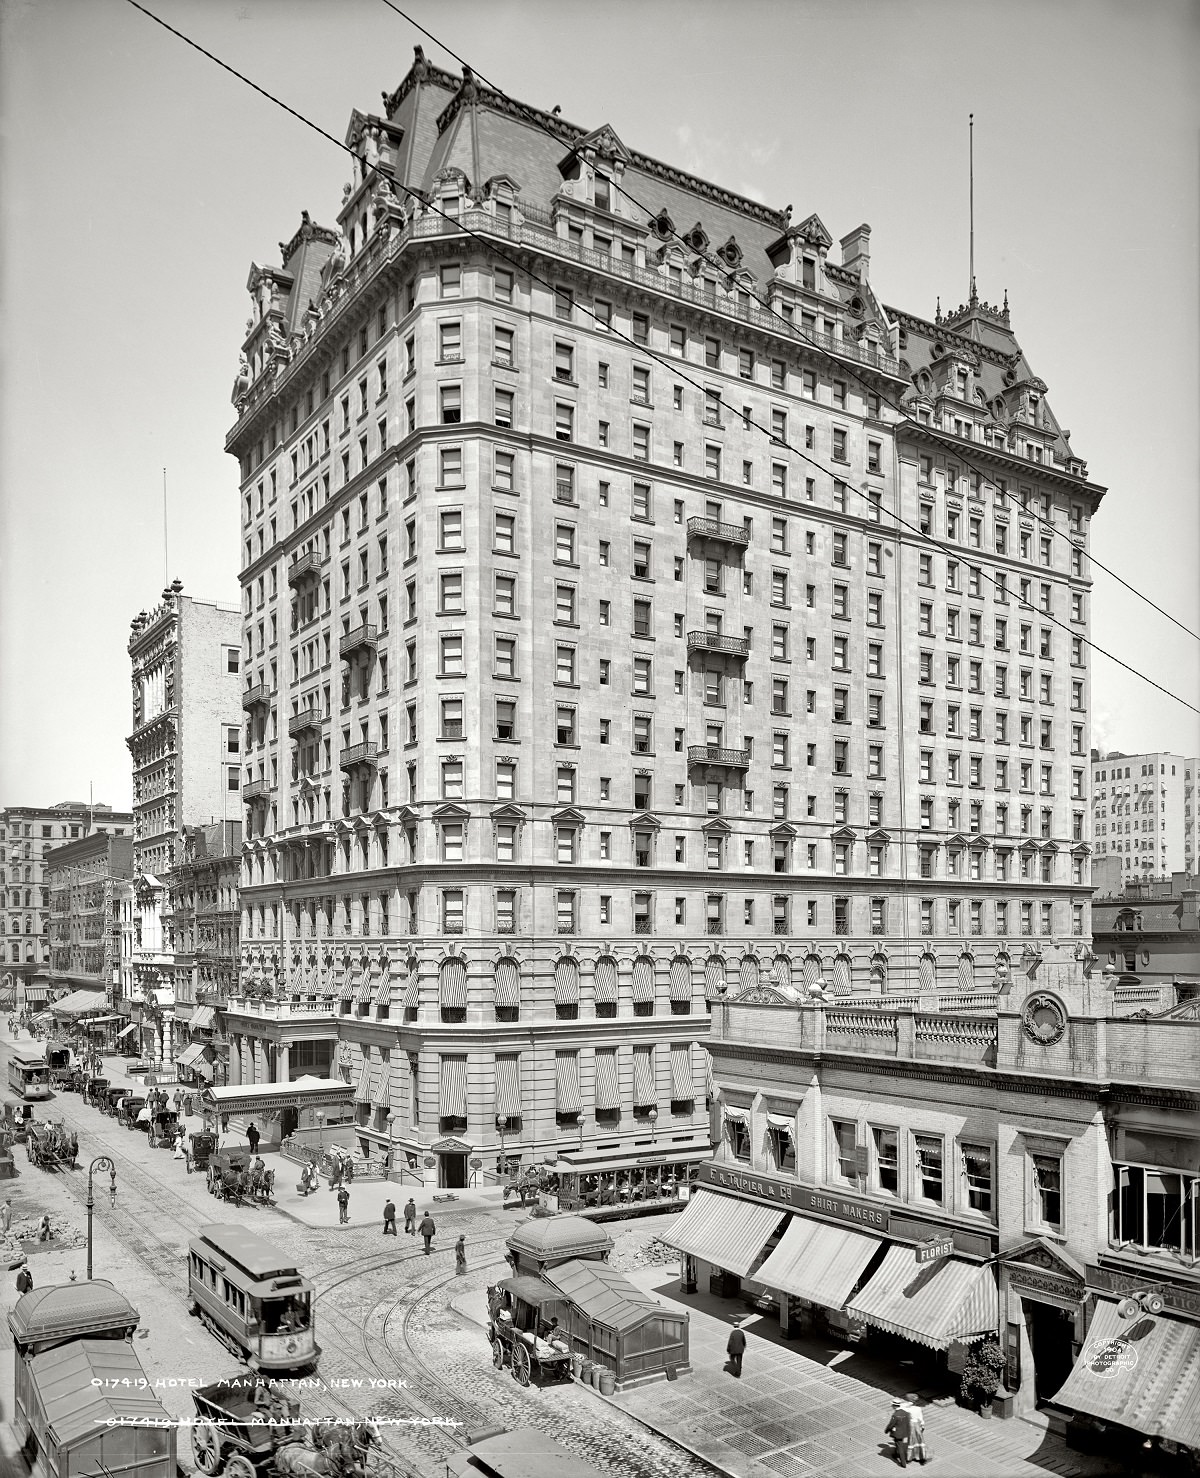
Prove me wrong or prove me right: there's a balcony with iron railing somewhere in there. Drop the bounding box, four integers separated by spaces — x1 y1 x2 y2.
339 742 379 772
242 780 272 804
634 918 652 934
557 921 577 935
687 517 750 549
241 684 272 713
834 920 850 936
339 624 378 660
288 709 325 740
706 920 724 935
773 920 789 935
287 551 321 588
687 631 750 660
688 744 751 771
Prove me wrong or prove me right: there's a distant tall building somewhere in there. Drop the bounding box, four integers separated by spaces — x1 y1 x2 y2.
46 832 134 998
221 54 1105 1187
1091 751 1198 879
126 581 243 1064
0 801 133 1010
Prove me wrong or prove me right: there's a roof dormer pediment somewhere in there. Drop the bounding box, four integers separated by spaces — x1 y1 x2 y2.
551 807 586 825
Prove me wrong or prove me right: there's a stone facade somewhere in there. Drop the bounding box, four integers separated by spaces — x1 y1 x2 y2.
1091 750 1198 879
46 832 134 995
1091 874 1200 1012
220 56 1105 1186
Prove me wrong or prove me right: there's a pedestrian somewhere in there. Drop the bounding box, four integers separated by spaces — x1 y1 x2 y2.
0 1198 11 1236
455 1233 467 1275
37 1215 51 1243
726 1321 747 1378
15 1264 33 1294
173 1132 186 1160
337 1184 350 1224
247 1122 260 1156
904 1395 928 1465
418 1210 436 1254
885 1396 914 1467
403 1198 417 1235
382 1198 397 1235
173 1089 183 1114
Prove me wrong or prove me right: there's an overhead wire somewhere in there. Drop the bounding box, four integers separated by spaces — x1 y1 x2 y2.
125 0 1198 725
378 0 1200 649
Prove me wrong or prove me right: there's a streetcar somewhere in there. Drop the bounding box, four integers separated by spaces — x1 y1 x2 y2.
187 1223 319 1373
7 1052 51 1101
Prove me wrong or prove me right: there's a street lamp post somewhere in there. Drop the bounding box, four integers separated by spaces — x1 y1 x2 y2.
315 1110 325 1164
386 1111 397 1181
86 1156 117 1281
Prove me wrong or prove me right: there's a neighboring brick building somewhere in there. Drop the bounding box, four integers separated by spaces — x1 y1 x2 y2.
691 951 1199 1448
1 801 134 1010
1091 873 1200 1012
167 820 242 1083
1091 749 1198 879
126 581 243 1065
46 832 134 996
220 54 1104 1189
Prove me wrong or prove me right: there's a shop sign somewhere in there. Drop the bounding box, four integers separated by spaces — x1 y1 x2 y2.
698 1163 888 1231
916 1237 955 1264
1086 1264 1200 1319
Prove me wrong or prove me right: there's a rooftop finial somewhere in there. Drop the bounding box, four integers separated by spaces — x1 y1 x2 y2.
969 113 977 305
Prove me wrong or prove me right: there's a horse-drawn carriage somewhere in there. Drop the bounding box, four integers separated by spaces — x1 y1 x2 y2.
148 1107 180 1147
103 1085 128 1117
502 1163 558 1208
82 1076 109 1108
190 1376 375 1477
185 1128 219 1174
26 1118 78 1170
486 1278 574 1387
45 1041 74 1090
206 1151 275 1207
117 1094 146 1129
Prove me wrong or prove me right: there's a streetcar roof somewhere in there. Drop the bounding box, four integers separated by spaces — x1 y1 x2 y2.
9 1054 47 1067
461 1428 606 1477
193 1224 303 1281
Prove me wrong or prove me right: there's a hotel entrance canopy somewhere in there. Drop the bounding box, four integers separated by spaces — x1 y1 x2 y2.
201 1075 354 1116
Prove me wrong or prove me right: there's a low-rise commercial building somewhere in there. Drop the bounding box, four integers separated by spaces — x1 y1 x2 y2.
1092 874 1199 1013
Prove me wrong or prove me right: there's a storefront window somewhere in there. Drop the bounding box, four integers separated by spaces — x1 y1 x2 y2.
961 1143 993 1214
872 1126 898 1194
914 1134 943 1204
1114 1165 1198 1256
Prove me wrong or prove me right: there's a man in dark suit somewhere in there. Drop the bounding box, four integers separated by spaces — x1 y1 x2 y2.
726 1322 747 1377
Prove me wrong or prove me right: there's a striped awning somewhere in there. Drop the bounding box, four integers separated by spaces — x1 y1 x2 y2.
404 960 420 1009
594 956 618 1004
755 1216 882 1308
847 1246 997 1350
704 955 725 1001
663 1189 786 1277
373 972 391 1008
772 954 792 989
669 957 692 1003
1054 1300 1200 1451
176 1042 207 1069
670 1044 693 1099
494 957 520 1008
190 1006 216 1030
440 957 467 1008
702 1047 714 1099
191 1056 214 1081
495 1055 521 1117
355 971 374 1005
439 1055 467 1118
631 956 655 1004
355 1057 373 1105
372 1066 391 1110
632 1047 656 1107
555 1052 582 1114
339 969 355 1001
554 958 579 1006
595 1049 619 1111
740 956 759 992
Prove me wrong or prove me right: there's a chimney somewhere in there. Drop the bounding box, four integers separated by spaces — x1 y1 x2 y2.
1181 890 1199 932
839 223 871 280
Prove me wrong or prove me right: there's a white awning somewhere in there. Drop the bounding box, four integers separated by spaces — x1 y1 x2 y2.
190 1006 215 1030
663 1188 785 1276
176 1043 207 1069
116 1022 139 1040
755 1215 882 1308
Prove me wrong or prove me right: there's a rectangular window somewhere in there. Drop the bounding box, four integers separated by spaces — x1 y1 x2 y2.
915 1134 944 1204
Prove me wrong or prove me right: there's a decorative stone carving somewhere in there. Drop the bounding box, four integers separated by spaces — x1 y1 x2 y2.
1021 992 1067 1046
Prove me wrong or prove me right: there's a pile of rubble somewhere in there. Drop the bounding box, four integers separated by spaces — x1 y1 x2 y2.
11 1213 86 1248
609 1233 678 1273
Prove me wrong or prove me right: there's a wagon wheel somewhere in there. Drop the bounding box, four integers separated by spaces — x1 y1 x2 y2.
191 1419 224 1473
511 1341 531 1386
491 1336 504 1369
223 1456 256 1478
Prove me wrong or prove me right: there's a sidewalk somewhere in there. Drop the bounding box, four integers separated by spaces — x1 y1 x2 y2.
603 1270 1127 1478
267 1156 519 1230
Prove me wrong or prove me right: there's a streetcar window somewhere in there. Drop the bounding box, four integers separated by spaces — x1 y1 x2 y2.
264 1294 310 1333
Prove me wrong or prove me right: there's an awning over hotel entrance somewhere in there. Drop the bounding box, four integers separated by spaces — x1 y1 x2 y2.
1054 1299 1200 1451
201 1075 354 1116
847 1245 997 1349
663 1189 785 1277
754 1215 883 1308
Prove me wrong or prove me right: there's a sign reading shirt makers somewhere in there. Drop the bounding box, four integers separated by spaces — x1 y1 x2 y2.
698 1163 888 1232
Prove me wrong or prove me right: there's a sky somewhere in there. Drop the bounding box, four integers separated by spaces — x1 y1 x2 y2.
1 0 1198 811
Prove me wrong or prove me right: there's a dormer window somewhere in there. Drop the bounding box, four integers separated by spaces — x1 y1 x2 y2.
595 175 611 211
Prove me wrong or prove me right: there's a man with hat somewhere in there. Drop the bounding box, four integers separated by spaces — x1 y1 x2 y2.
885 1396 914 1467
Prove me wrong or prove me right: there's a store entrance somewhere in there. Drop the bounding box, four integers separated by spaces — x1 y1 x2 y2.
439 1152 467 1189
1027 1299 1074 1403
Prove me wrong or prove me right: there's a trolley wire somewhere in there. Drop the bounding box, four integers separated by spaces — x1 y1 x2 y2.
123 0 1198 722
378 0 1200 648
